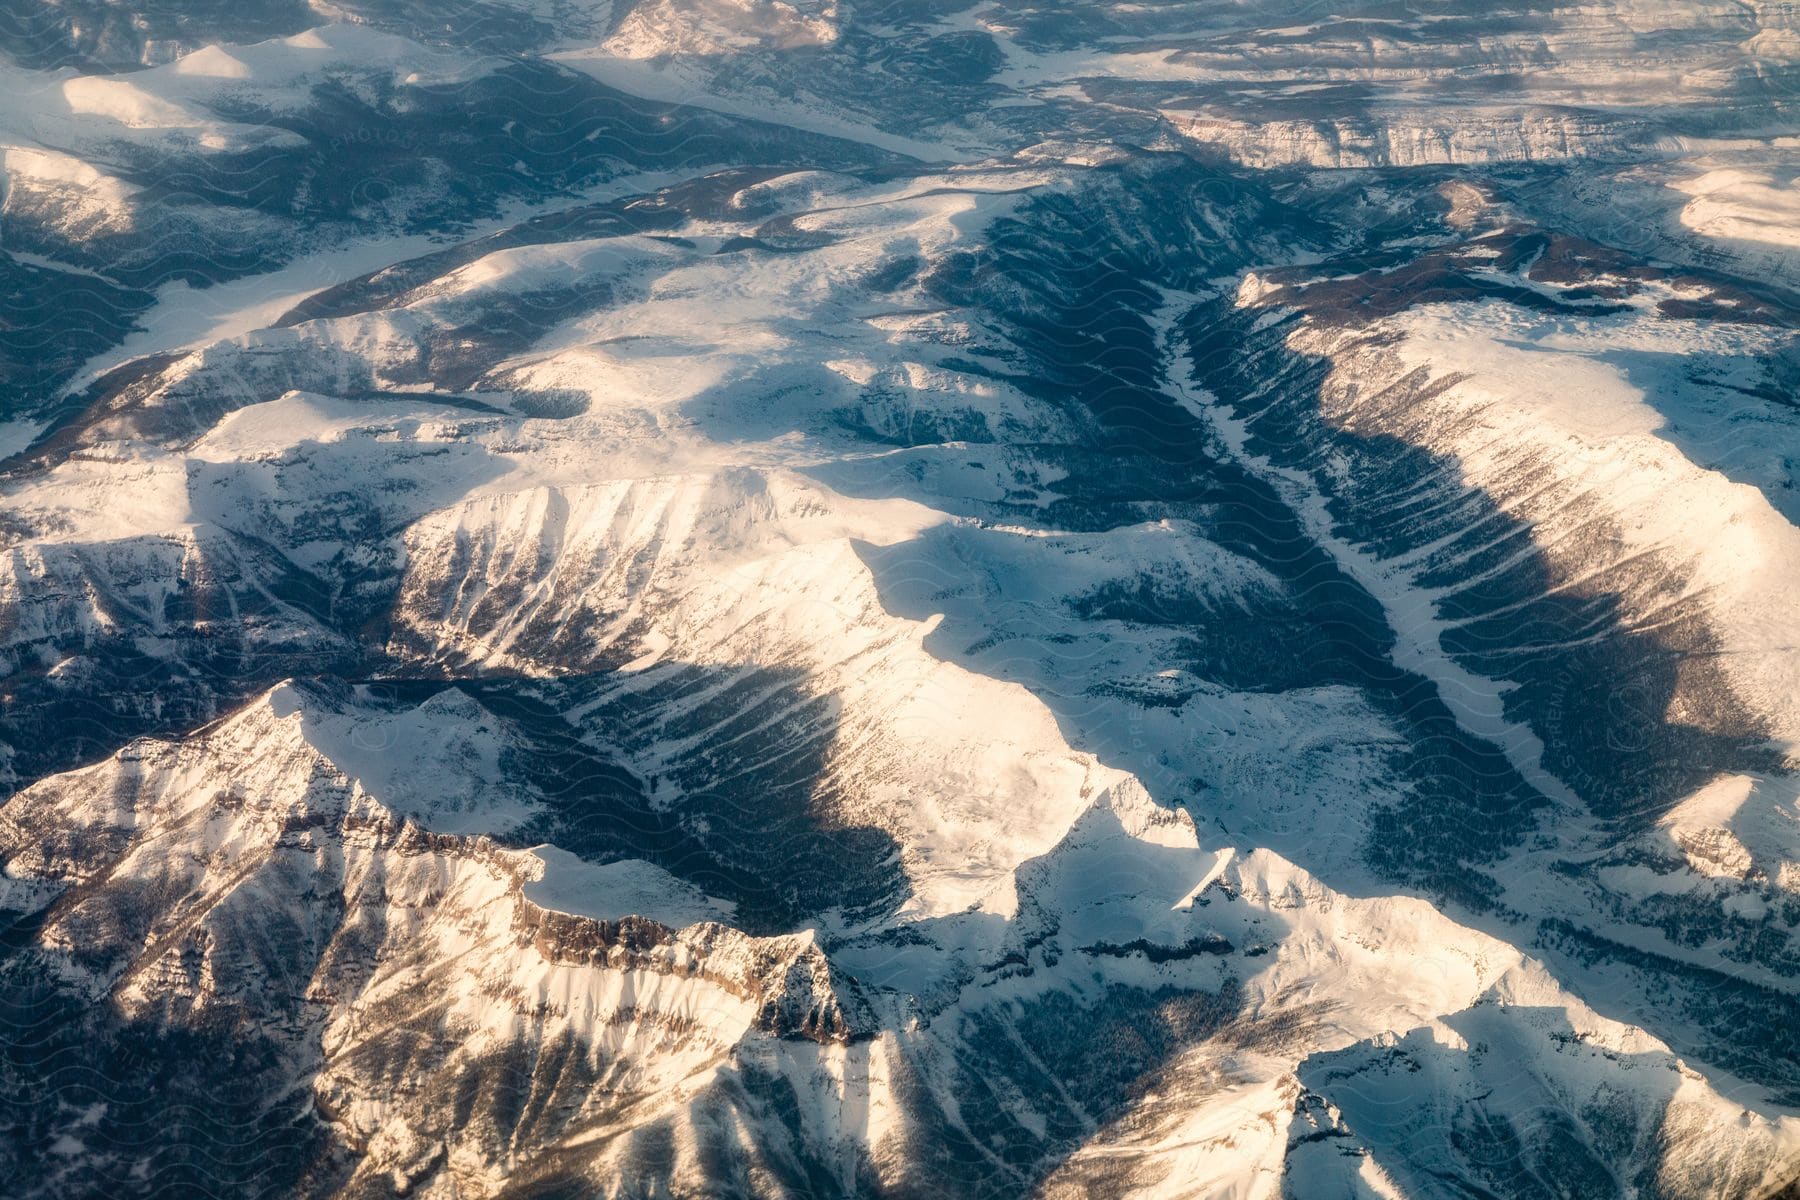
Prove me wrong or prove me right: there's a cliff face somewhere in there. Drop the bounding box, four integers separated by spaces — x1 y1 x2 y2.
6 681 1795 1198
0 683 877 1195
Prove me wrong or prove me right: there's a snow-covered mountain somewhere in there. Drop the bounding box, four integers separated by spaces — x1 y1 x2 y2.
3 1 1800 1196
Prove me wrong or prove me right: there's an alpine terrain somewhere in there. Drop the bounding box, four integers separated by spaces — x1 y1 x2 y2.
3 0 1800 1196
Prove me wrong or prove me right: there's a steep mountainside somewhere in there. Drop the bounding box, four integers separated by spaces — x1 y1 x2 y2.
3 1 1800 1196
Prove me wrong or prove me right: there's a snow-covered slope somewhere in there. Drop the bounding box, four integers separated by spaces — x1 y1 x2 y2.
4 2 1800 1197
8 678 1795 1197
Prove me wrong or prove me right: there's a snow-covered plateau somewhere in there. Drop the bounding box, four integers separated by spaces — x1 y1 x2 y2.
2 1 1800 1196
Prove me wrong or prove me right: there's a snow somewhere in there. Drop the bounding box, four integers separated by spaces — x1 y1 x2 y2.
548 50 978 162
147 24 500 115
269 683 539 835
171 45 253 79
524 848 735 927
0 418 48 461
1673 168 1800 251
1373 301 1800 752
603 0 840 58
59 167 717 400
7 26 1800 1183
0 144 141 237
60 75 206 130
1156 292 1590 815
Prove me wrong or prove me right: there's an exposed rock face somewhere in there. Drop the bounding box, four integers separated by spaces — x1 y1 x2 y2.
605 0 842 58
4 0 1800 1196
1165 107 1672 169
0 685 881 1193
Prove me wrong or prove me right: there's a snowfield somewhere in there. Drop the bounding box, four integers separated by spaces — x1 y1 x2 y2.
2 0 1800 1196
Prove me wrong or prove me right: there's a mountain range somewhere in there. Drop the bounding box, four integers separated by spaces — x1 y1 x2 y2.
3 1 1800 1195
